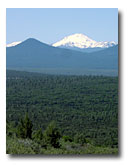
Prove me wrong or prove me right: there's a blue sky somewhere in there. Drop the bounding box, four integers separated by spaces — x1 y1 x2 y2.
6 8 118 44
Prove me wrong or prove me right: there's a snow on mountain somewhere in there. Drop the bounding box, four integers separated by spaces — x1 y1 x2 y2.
6 41 22 47
52 33 116 48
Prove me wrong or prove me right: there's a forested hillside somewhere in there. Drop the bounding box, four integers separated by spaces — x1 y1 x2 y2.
6 70 118 154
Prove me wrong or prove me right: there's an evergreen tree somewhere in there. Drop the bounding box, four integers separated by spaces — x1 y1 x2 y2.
17 113 33 139
43 121 61 148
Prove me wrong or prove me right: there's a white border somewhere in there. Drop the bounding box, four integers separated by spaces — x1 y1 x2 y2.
0 0 128 165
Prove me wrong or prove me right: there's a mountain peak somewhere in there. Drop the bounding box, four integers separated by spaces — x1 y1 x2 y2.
6 38 42 48
67 33 92 39
22 38 42 44
52 33 116 49
53 33 96 48
65 33 95 42
66 33 90 38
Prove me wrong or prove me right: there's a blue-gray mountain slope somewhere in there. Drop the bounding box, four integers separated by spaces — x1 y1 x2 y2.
6 38 118 74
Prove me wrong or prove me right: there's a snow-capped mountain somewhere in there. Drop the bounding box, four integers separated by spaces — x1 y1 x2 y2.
52 33 116 49
6 41 22 47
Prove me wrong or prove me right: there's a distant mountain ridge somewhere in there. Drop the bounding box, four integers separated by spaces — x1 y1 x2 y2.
7 33 117 50
6 38 118 76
